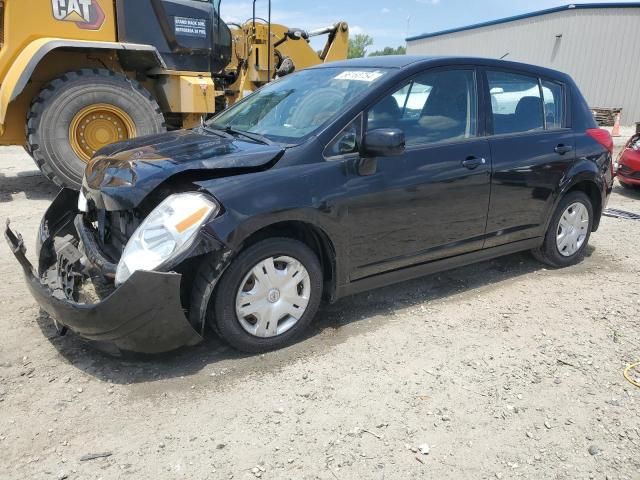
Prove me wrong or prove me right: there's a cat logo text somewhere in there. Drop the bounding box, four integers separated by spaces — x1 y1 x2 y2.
51 0 106 30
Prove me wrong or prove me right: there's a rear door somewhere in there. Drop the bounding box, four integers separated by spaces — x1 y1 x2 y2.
339 67 493 280
482 69 575 248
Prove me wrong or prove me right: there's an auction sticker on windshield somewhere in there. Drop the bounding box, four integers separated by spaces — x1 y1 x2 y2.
334 71 385 82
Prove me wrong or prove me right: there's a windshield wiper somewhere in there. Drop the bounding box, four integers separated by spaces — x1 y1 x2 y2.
224 126 274 145
199 125 234 140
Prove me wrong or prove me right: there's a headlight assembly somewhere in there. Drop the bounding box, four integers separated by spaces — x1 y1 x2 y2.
115 192 219 286
78 190 88 213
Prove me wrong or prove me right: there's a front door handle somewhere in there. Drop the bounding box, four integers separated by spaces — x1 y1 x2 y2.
462 156 486 170
554 144 573 155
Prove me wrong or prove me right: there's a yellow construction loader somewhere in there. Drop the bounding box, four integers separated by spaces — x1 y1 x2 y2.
0 0 348 188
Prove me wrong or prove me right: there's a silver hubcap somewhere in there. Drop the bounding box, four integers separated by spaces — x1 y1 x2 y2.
235 256 311 338
556 202 589 257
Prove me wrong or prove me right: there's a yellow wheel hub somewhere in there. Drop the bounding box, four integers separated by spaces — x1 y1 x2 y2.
69 104 136 162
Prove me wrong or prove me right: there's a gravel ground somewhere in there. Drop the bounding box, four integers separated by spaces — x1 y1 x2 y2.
0 144 639 480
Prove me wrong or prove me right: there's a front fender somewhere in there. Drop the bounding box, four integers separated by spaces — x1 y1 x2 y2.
193 160 358 299
0 38 165 129
196 162 347 254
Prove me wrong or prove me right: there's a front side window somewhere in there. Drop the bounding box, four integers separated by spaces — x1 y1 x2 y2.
367 69 477 146
209 68 390 143
541 80 565 129
488 71 544 134
391 83 433 120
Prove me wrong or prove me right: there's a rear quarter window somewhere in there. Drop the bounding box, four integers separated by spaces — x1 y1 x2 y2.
541 80 565 129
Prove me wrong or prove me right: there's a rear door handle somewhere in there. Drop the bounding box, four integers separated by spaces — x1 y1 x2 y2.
554 144 573 155
462 156 486 170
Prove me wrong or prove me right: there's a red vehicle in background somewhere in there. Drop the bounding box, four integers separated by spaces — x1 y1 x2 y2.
617 133 640 189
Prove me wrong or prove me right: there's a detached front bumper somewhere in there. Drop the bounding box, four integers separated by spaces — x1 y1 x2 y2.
4 191 202 354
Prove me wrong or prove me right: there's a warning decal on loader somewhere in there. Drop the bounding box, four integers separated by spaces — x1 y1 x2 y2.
174 17 208 38
51 0 105 30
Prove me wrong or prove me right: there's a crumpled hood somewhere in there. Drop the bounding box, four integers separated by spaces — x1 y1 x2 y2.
83 130 284 211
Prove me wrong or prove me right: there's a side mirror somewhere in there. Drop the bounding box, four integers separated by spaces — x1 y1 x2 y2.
361 128 405 157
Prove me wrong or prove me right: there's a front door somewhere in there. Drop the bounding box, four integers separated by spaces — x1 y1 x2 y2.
342 68 493 280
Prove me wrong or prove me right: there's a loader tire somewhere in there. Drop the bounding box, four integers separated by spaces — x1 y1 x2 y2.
27 69 166 189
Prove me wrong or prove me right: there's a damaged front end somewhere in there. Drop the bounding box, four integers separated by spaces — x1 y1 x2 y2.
4 189 227 354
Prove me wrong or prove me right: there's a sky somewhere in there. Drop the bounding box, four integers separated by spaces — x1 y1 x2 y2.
220 0 639 52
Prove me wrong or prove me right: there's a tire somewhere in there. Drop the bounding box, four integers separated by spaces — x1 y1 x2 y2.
27 69 166 189
532 191 593 268
201 238 323 353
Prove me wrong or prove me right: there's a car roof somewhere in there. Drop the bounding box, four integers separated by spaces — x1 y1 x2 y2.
312 55 572 83
313 55 440 69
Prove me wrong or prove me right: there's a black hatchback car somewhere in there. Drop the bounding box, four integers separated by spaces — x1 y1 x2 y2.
6 56 614 354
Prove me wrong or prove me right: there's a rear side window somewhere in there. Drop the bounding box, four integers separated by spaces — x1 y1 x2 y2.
541 80 564 129
488 71 543 134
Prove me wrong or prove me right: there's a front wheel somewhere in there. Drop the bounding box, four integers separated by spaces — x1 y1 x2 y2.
203 238 323 353
532 191 593 268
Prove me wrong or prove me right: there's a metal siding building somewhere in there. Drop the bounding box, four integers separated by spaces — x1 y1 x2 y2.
406 3 640 124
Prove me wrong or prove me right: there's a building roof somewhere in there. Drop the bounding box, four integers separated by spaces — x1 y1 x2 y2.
406 3 640 42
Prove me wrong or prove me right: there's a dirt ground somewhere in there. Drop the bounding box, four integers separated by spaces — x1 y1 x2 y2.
1 143 639 480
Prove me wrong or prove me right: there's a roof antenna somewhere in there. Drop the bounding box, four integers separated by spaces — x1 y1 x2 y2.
500 52 510 59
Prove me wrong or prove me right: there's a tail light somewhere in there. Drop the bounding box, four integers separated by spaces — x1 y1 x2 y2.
586 128 613 154
587 128 615 177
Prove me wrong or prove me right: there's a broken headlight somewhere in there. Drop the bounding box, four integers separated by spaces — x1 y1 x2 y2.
115 192 219 286
78 190 88 213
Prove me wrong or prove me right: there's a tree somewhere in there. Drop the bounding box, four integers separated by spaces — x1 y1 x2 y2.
369 46 407 57
348 34 374 59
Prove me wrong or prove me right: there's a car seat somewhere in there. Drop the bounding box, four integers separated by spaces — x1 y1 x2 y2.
514 96 543 131
417 76 468 142
368 95 401 130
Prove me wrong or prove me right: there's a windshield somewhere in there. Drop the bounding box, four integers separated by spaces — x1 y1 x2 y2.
208 68 391 143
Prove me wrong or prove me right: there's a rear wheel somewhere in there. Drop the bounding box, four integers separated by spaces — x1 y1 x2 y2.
27 69 166 189
202 238 323 353
532 191 593 267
